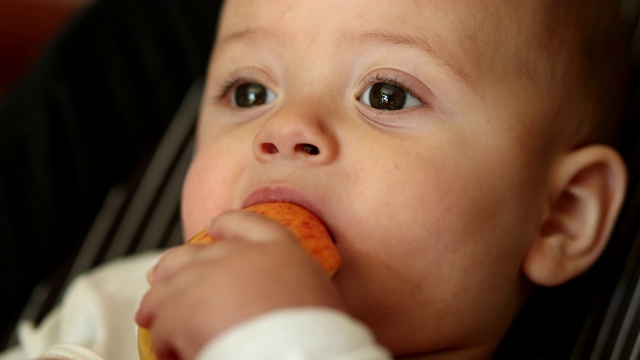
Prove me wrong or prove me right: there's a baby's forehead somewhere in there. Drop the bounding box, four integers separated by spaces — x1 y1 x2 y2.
217 1 567 84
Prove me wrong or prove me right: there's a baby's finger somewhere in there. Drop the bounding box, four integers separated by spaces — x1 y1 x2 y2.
147 246 195 284
136 258 208 328
148 243 231 284
207 209 297 245
146 208 294 285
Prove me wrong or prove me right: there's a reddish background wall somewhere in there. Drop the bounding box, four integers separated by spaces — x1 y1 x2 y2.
0 0 88 98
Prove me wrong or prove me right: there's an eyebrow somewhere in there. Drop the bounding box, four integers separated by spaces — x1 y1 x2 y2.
217 28 468 82
352 31 469 81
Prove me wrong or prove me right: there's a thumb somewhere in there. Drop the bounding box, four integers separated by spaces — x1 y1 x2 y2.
206 209 298 244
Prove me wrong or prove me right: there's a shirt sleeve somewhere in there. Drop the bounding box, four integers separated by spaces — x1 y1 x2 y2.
196 308 391 360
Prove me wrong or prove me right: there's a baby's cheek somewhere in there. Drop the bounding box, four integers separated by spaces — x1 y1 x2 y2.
180 160 227 239
180 170 207 238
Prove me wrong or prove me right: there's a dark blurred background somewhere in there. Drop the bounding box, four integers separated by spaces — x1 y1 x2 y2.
0 0 92 348
0 0 219 350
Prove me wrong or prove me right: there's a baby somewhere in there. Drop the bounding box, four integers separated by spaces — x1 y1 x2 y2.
137 0 626 359
135 0 630 359
0 0 631 359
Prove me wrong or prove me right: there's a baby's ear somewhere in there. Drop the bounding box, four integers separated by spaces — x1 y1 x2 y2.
523 145 627 286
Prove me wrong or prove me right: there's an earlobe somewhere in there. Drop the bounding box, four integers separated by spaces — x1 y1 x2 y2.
523 145 627 287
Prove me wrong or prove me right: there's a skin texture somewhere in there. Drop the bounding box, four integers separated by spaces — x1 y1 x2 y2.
136 1 627 359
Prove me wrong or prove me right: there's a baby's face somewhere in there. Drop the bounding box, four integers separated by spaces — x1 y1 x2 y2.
182 1 566 357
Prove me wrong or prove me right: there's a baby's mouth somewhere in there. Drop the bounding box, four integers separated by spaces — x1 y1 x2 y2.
240 202 341 276
241 186 338 244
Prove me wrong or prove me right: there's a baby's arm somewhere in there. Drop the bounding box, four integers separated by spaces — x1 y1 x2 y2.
135 210 350 359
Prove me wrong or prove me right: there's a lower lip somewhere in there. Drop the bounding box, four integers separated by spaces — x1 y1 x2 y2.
243 187 321 217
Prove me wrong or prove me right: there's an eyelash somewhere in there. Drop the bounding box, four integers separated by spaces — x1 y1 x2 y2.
216 75 255 102
214 72 427 108
361 73 426 107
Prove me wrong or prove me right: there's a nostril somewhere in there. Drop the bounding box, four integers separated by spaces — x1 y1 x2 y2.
296 143 320 155
262 143 279 154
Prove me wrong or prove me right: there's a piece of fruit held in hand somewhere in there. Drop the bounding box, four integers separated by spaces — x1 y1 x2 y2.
137 202 341 360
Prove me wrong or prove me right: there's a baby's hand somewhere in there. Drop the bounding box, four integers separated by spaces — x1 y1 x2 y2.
135 210 344 360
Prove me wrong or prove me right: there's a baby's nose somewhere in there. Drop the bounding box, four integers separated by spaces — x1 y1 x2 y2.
261 143 319 156
252 111 338 163
257 138 327 161
295 143 320 156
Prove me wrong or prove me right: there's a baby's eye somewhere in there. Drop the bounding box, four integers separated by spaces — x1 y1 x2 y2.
232 82 277 108
359 82 422 111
